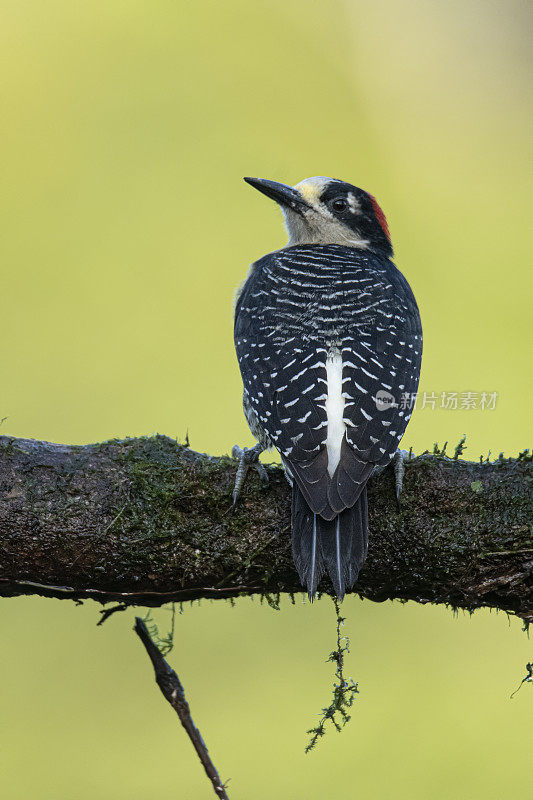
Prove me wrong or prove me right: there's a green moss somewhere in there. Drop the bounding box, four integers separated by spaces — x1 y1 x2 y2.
453 434 467 460
94 434 282 584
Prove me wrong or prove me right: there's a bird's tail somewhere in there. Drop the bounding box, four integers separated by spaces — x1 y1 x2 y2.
291 486 369 600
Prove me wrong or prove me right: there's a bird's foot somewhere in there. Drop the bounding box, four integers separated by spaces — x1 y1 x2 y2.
231 443 267 506
393 449 408 509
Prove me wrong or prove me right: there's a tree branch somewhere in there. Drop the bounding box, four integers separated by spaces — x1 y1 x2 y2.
0 435 531 624
134 617 230 799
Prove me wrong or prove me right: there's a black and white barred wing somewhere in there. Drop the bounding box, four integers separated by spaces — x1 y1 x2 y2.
234 324 378 520
329 267 421 508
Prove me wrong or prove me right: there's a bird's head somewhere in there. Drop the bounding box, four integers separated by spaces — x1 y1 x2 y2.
244 176 392 257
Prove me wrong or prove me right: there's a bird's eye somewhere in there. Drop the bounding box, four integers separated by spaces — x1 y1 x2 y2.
331 198 348 212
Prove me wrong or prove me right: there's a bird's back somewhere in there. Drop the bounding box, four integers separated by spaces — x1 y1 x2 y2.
235 244 422 597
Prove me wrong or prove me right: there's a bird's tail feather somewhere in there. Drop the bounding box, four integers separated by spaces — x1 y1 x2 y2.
291 485 369 600
291 488 325 598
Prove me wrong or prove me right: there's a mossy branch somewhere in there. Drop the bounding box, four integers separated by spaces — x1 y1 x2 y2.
0 435 531 624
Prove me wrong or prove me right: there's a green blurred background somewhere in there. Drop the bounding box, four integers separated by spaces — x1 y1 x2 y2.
1 1 531 798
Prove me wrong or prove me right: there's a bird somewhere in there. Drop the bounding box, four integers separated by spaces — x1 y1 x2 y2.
233 176 422 600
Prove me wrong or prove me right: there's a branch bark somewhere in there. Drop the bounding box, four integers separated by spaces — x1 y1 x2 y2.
0 435 531 624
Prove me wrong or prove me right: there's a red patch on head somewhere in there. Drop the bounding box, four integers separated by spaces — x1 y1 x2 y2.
368 194 390 241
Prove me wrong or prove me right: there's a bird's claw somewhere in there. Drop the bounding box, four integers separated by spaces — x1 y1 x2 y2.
393 449 408 509
231 443 267 506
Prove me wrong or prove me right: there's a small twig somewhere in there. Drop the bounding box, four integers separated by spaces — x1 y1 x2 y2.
134 617 230 799
97 603 128 625
510 662 533 699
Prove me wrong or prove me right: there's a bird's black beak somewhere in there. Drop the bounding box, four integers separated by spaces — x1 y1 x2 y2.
244 177 310 213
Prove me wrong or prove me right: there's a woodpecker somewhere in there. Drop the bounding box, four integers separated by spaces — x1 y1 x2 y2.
233 176 422 600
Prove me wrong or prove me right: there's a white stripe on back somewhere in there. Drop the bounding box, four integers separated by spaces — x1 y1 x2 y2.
325 347 346 477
